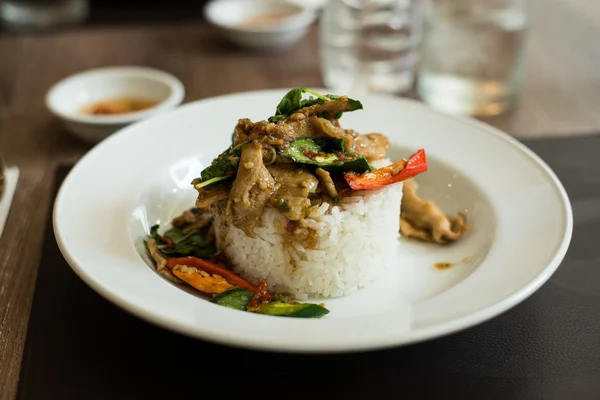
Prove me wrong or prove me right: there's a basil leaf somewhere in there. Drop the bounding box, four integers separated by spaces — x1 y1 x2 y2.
268 88 362 123
149 225 217 260
274 88 304 117
149 224 161 243
198 142 246 185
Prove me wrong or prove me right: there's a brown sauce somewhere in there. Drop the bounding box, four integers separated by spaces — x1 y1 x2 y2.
283 220 319 251
80 97 158 115
434 262 454 270
434 257 473 270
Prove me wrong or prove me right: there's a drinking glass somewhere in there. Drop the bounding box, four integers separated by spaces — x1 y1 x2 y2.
0 0 88 31
417 0 528 117
320 0 423 95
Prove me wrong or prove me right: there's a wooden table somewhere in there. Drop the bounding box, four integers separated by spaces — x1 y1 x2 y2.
1 0 599 397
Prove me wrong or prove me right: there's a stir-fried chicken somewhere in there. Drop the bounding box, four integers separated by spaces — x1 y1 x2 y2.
314 168 338 198
354 133 390 162
194 182 230 209
193 90 466 245
232 97 356 147
171 209 212 234
400 179 467 244
147 239 182 283
268 165 319 220
296 96 354 119
227 143 275 237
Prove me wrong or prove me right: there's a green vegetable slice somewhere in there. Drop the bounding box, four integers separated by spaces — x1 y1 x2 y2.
252 302 330 318
279 138 373 173
210 288 254 311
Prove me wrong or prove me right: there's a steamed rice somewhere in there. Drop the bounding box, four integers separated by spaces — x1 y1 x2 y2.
214 181 403 299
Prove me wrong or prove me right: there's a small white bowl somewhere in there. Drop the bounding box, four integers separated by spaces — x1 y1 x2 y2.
46 66 185 145
204 0 317 51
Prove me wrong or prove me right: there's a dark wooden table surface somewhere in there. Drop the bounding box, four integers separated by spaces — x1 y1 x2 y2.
1 0 599 397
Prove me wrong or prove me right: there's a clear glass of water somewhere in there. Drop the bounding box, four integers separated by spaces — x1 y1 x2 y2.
320 0 423 95
417 0 528 117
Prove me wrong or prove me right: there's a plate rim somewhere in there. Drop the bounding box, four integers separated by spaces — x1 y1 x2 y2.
53 89 573 353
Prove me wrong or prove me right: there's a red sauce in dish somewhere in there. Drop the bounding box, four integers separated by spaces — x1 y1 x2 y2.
80 97 157 115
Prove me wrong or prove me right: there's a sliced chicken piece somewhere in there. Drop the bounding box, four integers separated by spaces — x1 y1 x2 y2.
227 143 275 237
195 183 230 209
343 129 361 138
147 239 181 283
267 165 319 197
310 117 344 140
171 209 211 229
315 168 338 198
354 133 390 162
268 118 315 142
268 116 348 142
399 218 432 242
298 96 354 119
400 179 467 244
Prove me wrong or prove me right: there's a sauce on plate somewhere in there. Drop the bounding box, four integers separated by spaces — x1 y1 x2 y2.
80 97 158 116
434 257 473 270
434 262 454 270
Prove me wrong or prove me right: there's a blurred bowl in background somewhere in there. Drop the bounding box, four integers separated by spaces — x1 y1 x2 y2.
204 0 317 51
287 0 326 11
45 66 184 145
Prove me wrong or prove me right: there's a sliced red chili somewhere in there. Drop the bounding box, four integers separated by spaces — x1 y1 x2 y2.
166 256 259 293
344 149 428 190
248 279 272 308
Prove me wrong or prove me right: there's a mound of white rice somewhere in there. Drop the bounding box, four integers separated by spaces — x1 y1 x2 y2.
214 180 403 299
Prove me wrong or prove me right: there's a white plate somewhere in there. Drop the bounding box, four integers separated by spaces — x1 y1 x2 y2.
53 89 572 353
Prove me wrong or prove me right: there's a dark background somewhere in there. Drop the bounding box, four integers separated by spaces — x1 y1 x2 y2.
87 0 209 25
0 0 214 32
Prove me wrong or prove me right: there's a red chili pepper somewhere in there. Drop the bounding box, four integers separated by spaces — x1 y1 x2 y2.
344 149 428 190
166 256 259 293
248 279 272 308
